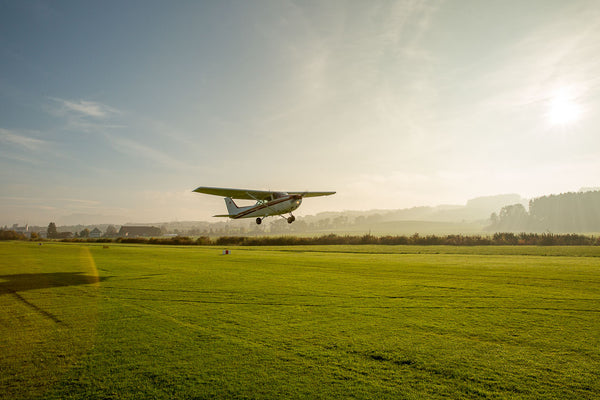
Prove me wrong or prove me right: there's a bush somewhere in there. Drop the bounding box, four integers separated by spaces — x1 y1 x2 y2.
0 230 27 241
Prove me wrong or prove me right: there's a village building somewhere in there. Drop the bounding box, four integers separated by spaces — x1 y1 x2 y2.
118 226 162 238
89 227 102 238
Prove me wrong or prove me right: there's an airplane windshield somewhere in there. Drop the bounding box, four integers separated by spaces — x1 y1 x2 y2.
272 192 287 199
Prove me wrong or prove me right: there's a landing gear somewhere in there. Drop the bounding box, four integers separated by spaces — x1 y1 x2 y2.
256 217 262 225
287 215 296 224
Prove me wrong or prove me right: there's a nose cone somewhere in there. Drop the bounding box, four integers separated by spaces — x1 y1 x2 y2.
292 196 302 209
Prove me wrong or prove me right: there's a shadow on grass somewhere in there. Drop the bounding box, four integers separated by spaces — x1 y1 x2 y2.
0 272 109 295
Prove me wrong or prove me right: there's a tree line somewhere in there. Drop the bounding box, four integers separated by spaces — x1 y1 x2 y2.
488 191 600 232
4 232 598 246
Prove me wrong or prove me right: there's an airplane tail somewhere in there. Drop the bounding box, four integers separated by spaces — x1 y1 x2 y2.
224 197 240 215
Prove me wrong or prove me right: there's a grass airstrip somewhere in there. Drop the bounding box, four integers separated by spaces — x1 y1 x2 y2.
1 241 599 399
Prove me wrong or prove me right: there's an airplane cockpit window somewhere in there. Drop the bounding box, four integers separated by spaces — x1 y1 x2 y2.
272 192 287 199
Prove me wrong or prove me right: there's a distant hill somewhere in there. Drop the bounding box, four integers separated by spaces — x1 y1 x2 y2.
307 194 526 224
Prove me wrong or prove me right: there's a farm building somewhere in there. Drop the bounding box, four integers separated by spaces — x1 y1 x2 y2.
89 227 102 238
118 226 162 237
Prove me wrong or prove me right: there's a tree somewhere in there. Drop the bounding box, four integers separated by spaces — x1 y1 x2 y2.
47 222 57 239
79 228 90 238
332 215 349 228
488 204 530 231
105 225 117 237
489 212 499 226
269 218 290 234
529 191 600 232
502 204 529 225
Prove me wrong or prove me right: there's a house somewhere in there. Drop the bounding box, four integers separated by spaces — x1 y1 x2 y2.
118 226 162 238
89 227 102 238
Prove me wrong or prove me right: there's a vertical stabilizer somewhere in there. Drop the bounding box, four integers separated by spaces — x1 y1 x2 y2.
224 197 240 215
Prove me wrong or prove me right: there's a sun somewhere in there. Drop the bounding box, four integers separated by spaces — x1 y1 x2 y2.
546 88 582 126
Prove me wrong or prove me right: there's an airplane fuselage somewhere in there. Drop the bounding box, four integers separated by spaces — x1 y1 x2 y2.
229 195 302 219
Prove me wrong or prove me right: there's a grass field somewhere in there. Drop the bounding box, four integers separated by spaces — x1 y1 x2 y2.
1 241 599 399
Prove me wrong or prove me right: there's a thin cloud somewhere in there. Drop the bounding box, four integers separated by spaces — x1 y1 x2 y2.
0 128 46 151
105 134 188 170
49 97 120 119
256 0 439 141
0 196 100 207
45 97 126 135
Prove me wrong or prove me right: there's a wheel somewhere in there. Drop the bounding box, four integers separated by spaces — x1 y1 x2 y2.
256 218 262 225
287 216 294 224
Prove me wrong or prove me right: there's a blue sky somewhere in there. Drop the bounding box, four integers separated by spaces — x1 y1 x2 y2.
2 0 600 225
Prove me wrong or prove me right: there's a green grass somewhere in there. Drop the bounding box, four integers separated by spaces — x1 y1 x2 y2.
1 242 599 399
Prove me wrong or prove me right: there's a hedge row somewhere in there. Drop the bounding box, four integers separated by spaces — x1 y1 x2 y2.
214 233 600 246
59 232 600 246
3 230 598 246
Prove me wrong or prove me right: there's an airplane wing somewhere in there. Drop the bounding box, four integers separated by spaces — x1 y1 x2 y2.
288 191 336 198
193 186 276 200
193 186 335 200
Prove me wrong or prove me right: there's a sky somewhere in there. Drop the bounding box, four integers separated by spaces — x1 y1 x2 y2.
2 0 600 226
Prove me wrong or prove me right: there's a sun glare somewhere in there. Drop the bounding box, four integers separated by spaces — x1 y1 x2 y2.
546 88 582 126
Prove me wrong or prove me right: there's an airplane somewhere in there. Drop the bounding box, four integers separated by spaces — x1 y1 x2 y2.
193 186 335 224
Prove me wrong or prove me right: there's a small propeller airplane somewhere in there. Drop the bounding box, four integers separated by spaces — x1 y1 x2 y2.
193 186 335 224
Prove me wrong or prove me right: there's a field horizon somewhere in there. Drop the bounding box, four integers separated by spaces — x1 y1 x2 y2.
1 241 599 399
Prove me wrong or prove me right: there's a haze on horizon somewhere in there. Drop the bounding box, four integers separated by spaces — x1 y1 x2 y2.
2 0 600 226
